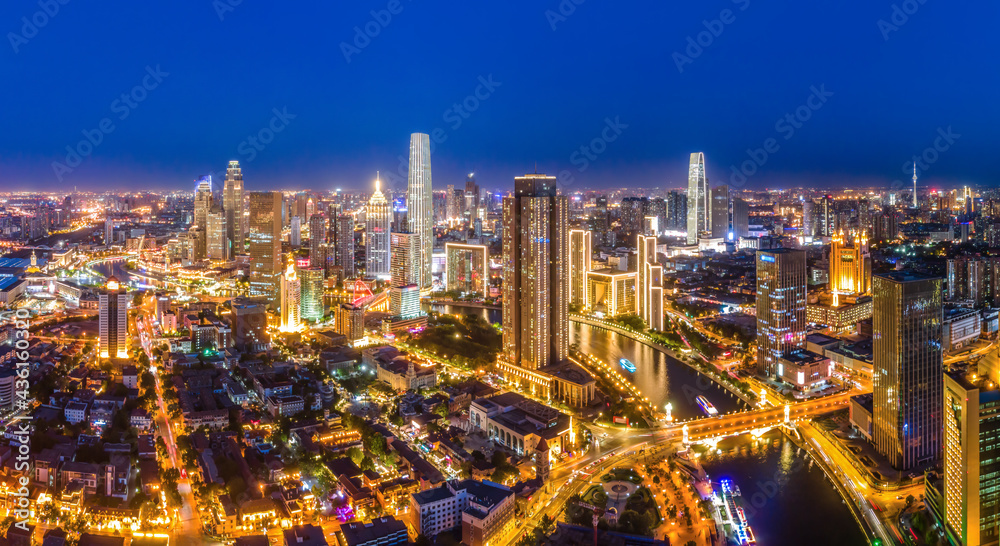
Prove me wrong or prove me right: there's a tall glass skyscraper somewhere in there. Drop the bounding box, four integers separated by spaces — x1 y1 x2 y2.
872 271 942 470
407 133 433 287
686 152 708 245
223 160 244 257
300 267 325 322
248 191 283 305
194 175 213 260
366 176 391 279
755 248 807 377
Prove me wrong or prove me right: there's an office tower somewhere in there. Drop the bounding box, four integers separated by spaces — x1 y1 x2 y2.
194 176 213 260
637 234 664 331
590 196 610 244
802 199 814 238
587 270 637 317
248 191 283 305
294 192 310 219
648 198 667 236
290 215 302 247
206 204 227 260
334 213 355 278
445 184 460 221
104 216 113 246
407 133 433 287
465 173 480 221
223 160 245 256
308 213 327 268
873 210 899 243
829 230 872 299
819 195 835 237
390 284 421 319
390 232 421 287
501 174 568 372
155 293 171 325
732 197 749 240
666 191 687 231
942 370 1000 546
336 303 365 343
300 267 325 322
366 177 391 279
710 185 730 239
755 249 807 377
99 277 128 359
568 230 592 308
445 243 488 295
620 197 648 235
232 299 269 351
280 260 301 332
686 152 708 244
392 195 408 232
872 272 943 470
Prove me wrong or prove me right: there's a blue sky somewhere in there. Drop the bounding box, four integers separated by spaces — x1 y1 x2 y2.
2 0 997 193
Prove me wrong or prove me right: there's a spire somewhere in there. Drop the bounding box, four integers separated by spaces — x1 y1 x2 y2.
912 163 918 208
375 171 380 193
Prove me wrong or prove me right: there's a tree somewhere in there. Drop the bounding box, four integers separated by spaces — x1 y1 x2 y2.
434 404 449 418
538 514 555 536
346 447 364 465
360 456 376 472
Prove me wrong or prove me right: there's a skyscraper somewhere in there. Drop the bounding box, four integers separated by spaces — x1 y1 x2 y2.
568 229 592 309
206 203 227 260
334 213 355 278
637 234 664 331
300 267 325 322
194 176 213 260
465 172 480 221
710 185 730 239
223 160 245 256
407 133 433 287
248 191 283 305
829 230 871 302
942 370 1000 546
755 248 807 377
308 213 327 269
366 176 391 279
620 197 648 236
445 243 488 295
280 260 301 332
99 277 128 359
686 152 708 245
666 191 687 231
390 232 422 287
872 272 943 470
501 174 568 375
290 215 302 248
731 197 749 240
104 216 114 246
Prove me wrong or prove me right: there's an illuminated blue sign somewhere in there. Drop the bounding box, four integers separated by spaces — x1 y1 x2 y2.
761 255 775 263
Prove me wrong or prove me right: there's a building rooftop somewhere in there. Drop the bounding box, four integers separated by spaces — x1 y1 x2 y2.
340 517 406 546
875 271 940 283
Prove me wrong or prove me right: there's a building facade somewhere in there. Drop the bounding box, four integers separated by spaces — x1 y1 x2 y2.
366 178 392 279
248 191 283 305
755 248 807 377
99 277 128 359
445 243 488 295
407 133 433 287
568 229 591 309
223 160 244 257
686 152 708 244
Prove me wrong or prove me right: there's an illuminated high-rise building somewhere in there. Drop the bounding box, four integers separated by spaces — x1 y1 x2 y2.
206 203 227 260
501 174 568 373
391 232 421 287
248 191 283 305
445 243 488 295
829 230 871 304
223 160 245 256
290 215 302 248
568 229 592 309
407 133 433 287
637 234 664 331
280 260 301 332
366 176 391 279
194 175 213 260
755 248 807 377
710 185 729 239
686 152 708 245
308 213 327 269
731 197 749 240
334 213 355 278
104 216 114 246
300 267 325 322
99 277 128 359
872 271 943 470
942 370 1000 546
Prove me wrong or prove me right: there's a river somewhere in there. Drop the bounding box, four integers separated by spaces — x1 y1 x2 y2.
426 303 867 544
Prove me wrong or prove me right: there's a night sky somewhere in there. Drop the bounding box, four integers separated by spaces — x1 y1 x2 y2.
3 1 998 193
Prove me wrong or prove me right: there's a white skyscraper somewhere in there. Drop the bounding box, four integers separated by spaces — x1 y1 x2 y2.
686 152 708 245
366 176 391 279
407 133 433 287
